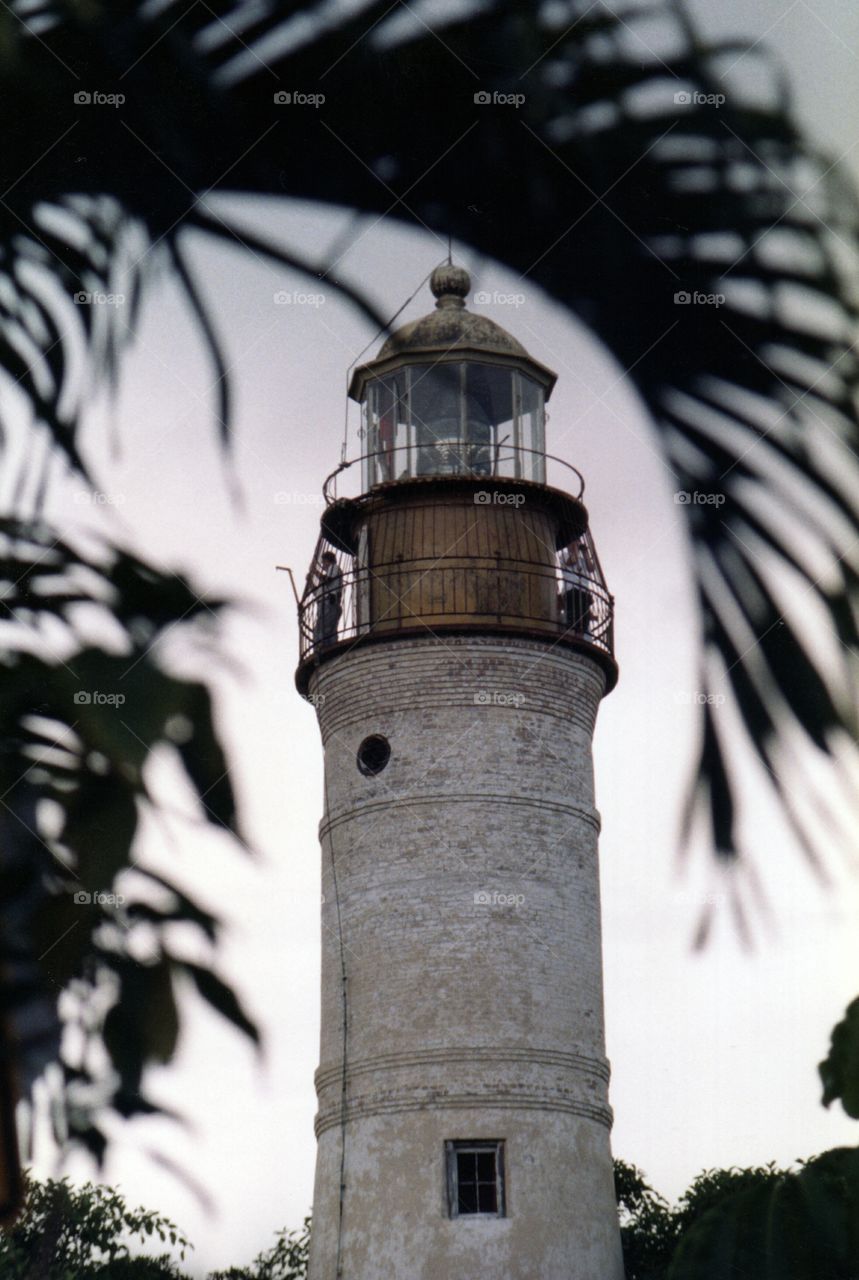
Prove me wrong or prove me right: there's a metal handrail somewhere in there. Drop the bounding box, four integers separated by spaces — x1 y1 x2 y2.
298 556 614 666
322 444 585 505
303 551 600 596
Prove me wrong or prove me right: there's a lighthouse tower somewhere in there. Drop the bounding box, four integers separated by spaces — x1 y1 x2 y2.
296 264 623 1280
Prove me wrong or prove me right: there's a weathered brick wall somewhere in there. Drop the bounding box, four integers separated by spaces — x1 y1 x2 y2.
305 635 623 1280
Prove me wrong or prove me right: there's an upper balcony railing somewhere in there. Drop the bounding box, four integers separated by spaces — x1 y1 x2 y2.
296 527 615 686
322 443 585 505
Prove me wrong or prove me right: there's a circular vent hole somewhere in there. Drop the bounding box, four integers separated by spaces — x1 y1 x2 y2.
356 735 391 777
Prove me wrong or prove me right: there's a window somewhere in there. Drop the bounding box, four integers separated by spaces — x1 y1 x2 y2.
356 734 391 777
445 1141 505 1218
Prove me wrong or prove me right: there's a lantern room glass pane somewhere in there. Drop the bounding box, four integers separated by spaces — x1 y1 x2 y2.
412 364 479 475
362 373 408 488
361 363 545 485
467 364 512 477
516 373 545 482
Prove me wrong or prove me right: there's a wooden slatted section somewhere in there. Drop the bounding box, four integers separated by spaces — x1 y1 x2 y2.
363 492 562 636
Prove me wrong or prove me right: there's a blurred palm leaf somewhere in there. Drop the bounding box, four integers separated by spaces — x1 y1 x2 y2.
0 0 857 902
0 518 256 1182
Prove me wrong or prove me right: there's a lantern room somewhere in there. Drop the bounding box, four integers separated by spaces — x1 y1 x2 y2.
348 263 556 487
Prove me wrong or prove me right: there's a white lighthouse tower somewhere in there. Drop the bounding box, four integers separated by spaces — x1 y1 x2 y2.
296 264 623 1280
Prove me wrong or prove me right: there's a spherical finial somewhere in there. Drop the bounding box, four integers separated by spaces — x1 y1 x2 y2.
430 263 470 310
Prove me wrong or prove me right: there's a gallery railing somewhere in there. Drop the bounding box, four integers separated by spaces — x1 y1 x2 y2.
322 444 585 504
298 551 614 666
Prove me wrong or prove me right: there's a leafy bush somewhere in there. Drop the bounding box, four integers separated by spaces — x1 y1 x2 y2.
0 1171 191 1278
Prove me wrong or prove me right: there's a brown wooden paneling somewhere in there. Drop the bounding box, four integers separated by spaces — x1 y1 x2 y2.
364 492 562 636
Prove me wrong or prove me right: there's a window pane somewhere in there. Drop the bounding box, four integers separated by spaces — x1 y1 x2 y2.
518 373 545 481
456 1151 477 1215
410 364 495 476
466 363 510 424
364 374 408 486
411 365 462 446
476 1152 495 1181
457 1183 478 1214
467 365 512 475
477 1182 498 1214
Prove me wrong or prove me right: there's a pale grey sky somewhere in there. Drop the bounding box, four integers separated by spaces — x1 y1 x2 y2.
21 1 859 1274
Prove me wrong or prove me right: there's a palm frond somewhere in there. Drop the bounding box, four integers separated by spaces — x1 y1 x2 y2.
0 518 256 1167
0 0 856 900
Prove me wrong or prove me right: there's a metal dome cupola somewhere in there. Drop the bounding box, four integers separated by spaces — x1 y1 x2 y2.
349 265 557 487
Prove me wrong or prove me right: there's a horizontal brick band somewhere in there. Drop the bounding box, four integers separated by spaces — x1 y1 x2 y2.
319 791 602 841
315 1092 614 1137
314 1046 614 1136
315 1044 611 1093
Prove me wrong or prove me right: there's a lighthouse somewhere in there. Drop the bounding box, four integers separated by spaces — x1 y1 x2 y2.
296 264 624 1279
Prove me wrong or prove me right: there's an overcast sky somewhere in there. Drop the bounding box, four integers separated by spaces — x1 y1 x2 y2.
21 0 859 1273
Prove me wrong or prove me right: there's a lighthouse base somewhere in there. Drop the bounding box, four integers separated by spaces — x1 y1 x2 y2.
308 1105 623 1279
